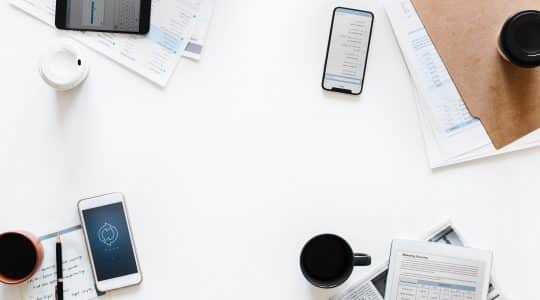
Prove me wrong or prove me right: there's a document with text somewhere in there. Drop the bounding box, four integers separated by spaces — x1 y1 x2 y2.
331 222 505 300
385 240 492 300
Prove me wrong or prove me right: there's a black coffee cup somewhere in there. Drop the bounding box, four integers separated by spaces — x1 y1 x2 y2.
498 10 540 68
0 231 43 284
300 234 371 288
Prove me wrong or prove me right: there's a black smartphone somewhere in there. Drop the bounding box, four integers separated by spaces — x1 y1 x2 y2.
55 0 151 34
322 7 374 95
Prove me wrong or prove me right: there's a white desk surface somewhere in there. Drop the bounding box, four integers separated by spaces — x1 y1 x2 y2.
1 0 538 299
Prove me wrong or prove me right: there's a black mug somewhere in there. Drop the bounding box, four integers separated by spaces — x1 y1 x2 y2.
498 10 540 68
300 234 371 288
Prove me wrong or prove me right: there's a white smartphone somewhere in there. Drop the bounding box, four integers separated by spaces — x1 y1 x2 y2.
322 7 374 95
78 193 142 292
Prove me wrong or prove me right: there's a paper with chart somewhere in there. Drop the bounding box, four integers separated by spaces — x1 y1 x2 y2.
384 0 490 158
385 240 492 300
16 225 104 300
331 222 505 300
10 0 202 86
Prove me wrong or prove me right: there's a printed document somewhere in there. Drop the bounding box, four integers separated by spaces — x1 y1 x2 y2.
383 0 490 159
184 0 215 60
385 240 492 300
332 222 505 300
11 0 202 86
11 225 108 300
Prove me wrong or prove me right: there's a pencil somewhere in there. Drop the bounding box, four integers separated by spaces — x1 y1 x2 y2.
56 233 63 300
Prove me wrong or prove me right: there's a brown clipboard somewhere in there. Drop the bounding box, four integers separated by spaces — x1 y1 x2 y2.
411 0 540 149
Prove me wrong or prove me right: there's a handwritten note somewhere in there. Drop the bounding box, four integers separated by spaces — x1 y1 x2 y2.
20 226 100 300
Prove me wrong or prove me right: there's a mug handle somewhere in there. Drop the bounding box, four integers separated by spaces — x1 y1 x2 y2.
353 253 371 266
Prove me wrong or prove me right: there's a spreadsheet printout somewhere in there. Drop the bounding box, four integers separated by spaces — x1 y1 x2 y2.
394 264 478 300
385 240 491 300
384 0 492 159
10 0 201 86
390 0 477 136
332 224 504 300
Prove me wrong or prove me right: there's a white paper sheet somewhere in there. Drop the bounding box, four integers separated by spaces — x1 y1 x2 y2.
11 0 202 86
183 0 214 60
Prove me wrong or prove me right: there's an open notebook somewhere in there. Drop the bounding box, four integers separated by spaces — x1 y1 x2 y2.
11 225 108 300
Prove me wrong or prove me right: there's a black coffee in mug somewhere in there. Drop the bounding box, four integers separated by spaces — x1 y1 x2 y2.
0 232 43 284
300 234 371 288
498 10 540 68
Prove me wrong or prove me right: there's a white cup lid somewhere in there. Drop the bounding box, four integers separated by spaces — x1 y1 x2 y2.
39 39 89 91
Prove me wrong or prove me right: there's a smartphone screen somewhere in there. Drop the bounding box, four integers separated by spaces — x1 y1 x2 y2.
56 0 148 33
322 7 374 95
81 202 138 281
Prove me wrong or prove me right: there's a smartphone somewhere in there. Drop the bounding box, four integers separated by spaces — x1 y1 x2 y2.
78 193 142 291
55 0 151 34
322 7 374 95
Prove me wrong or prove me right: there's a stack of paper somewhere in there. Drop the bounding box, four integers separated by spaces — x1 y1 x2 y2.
331 221 506 300
384 0 540 168
11 0 215 87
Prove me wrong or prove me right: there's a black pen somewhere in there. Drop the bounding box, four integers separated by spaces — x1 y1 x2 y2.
56 233 63 300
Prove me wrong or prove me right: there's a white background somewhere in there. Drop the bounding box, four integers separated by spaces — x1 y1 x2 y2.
0 0 538 299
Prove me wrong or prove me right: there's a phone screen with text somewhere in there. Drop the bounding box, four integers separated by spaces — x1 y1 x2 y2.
64 0 141 32
323 8 373 94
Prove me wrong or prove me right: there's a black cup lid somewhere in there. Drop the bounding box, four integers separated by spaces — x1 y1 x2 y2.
500 10 540 68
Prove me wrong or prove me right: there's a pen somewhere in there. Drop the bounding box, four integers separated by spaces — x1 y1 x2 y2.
56 233 63 300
